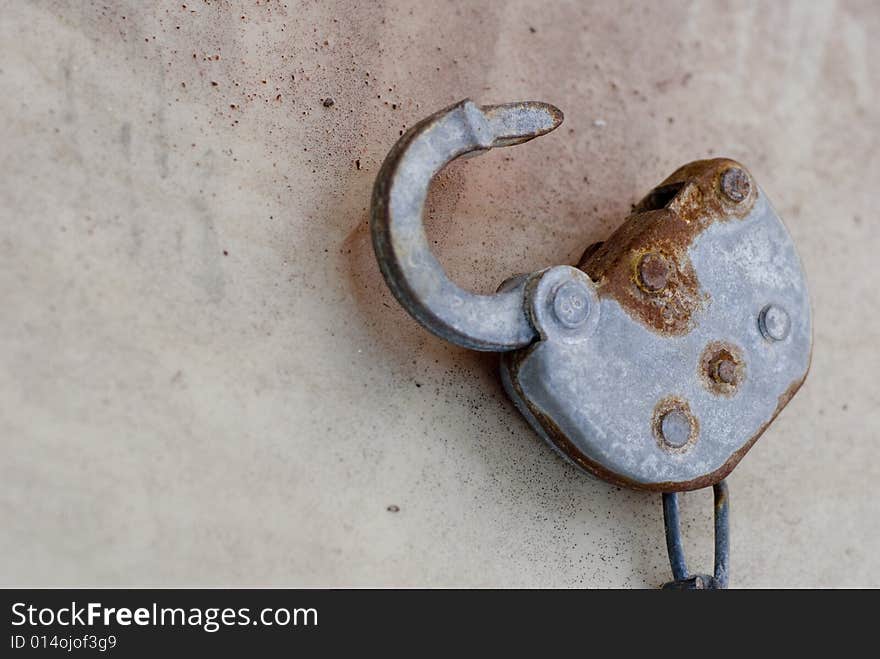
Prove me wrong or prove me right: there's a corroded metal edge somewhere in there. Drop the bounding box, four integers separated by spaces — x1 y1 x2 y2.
502 327 810 492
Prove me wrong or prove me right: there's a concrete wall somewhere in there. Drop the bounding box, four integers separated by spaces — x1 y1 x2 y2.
2 0 877 586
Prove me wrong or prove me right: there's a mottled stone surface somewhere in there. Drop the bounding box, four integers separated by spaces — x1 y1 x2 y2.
1 0 877 586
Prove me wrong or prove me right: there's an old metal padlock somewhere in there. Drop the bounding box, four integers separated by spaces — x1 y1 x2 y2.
371 99 812 587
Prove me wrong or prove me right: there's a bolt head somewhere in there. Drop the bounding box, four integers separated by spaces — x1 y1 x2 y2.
636 252 670 293
552 280 591 329
660 409 693 448
720 167 751 203
759 304 791 341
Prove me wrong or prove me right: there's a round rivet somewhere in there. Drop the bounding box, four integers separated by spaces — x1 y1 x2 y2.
700 343 745 396
636 252 671 293
712 356 738 385
552 280 591 329
759 304 791 341
660 409 693 448
720 167 751 203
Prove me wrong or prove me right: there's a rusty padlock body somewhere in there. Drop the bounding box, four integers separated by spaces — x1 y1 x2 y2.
372 100 811 492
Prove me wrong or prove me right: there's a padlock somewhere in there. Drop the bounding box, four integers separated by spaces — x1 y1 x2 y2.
370 99 812 585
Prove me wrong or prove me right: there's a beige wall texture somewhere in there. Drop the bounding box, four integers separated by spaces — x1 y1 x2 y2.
1 0 878 587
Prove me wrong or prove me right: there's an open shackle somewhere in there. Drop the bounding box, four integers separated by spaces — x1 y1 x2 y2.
370 99 564 352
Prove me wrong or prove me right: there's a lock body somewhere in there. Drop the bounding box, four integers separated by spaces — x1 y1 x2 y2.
371 100 811 492
500 159 811 491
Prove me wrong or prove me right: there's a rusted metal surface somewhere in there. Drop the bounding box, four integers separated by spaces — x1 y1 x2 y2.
635 252 672 293
720 166 751 203
501 370 808 494
579 159 756 336
580 207 707 336
700 341 745 396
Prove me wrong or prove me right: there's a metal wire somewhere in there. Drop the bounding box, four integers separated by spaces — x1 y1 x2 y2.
661 481 729 589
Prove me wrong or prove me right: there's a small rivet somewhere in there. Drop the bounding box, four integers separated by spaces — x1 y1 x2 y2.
660 409 693 448
712 356 738 385
552 280 590 329
720 167 751 203
636 252 670 293
759 304 791 341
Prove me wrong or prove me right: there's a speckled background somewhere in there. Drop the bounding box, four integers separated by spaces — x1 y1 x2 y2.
1 0 877 587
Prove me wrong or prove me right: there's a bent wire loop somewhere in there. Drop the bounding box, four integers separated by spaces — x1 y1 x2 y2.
662 481 730 590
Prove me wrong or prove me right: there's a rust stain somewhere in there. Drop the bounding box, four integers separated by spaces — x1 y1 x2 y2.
578 158 756 336
699 341 745 397
651 374 809 492
506 348 808 492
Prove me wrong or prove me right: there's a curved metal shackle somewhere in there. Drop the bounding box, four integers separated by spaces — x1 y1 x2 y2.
370 99 564 351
